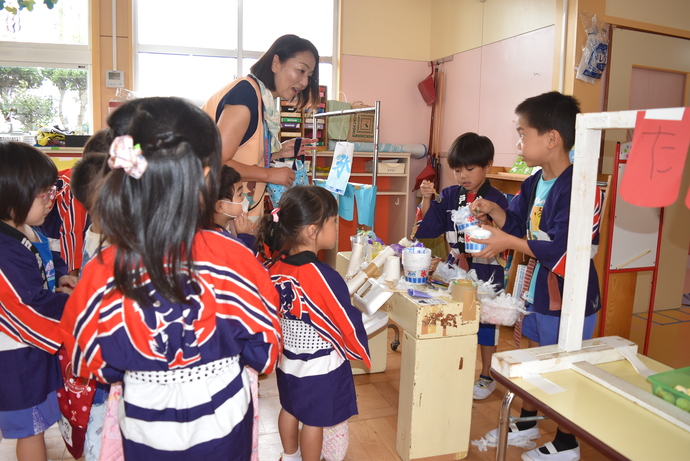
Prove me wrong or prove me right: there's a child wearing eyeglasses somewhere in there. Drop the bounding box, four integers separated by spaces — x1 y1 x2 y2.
213 165 255 250
0 141 78 461
59 97 282 460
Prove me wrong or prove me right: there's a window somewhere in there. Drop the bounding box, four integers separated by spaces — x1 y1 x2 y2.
0 0 92 135
134 0 337 105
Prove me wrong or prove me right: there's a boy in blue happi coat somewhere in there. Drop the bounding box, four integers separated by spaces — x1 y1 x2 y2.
471 92 603 461
416 132 509 401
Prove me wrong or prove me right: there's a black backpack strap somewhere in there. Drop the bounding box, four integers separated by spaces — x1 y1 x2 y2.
525 171 542 241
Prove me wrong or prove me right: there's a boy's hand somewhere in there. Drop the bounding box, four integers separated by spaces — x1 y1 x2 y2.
471 224 511 259
234 212 252 235
57 274 78 294
420 180 436 200
469 198 495 221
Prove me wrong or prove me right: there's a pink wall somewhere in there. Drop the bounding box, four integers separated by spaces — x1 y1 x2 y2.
340 55 434 226
437 27 554 190
340 55 432 146
339 27 555 230
478 26 554 164
440 26 555 169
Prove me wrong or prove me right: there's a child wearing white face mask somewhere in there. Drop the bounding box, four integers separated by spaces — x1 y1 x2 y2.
214 165 256 251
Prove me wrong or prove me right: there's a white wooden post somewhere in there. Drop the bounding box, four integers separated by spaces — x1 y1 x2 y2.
558 111 638 352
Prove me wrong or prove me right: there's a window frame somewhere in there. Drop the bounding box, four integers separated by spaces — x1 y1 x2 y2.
132 0 340 102
0 7 94 134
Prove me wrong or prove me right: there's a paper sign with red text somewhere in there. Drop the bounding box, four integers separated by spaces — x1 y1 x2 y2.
620 108 690 207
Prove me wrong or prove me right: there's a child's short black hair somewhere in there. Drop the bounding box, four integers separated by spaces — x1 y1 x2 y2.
218 165 241 200
82 129 112 158
515 91 581 152
447 132 494 169
71 153 108 210
0 141 57 225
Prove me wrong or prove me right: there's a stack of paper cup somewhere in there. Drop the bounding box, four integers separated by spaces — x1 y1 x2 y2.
401 247 432 284
384 256 401 282
346 241 365 277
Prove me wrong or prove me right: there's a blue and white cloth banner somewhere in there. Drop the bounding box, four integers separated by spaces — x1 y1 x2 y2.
325 142 354 195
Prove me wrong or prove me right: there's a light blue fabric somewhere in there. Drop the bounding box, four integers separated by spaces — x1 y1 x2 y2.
267 160 309 207
353 184 377 227
313 179 339 201
338 184 355 221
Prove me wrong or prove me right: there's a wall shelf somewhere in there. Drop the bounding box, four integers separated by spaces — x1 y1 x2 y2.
313 150 411 264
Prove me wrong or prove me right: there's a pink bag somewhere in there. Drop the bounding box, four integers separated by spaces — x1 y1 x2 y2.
98 383 124 461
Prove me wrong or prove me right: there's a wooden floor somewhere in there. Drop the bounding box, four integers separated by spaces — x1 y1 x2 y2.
4 289 690 460
0 325 614 461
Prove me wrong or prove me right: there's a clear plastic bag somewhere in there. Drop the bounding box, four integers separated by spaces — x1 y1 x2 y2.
575 12 610 84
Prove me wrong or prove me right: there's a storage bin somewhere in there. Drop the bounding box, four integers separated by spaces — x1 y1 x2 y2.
364 160 406 174
647 366 690 412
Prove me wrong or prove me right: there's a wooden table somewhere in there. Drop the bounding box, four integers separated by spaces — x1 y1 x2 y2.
491 354 690 460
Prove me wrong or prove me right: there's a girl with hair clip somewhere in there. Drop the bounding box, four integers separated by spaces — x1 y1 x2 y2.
59 97 282 461
256 185 370 461
0 141 78 461
203 34 320 221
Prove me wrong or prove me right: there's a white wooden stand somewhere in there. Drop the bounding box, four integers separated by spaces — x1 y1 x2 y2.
492 109 690 455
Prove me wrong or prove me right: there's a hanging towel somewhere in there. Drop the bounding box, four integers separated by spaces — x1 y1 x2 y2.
353 184 377 227
338 183 355 221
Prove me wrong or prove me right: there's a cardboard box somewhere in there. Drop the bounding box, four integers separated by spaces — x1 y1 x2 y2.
364 160 406 174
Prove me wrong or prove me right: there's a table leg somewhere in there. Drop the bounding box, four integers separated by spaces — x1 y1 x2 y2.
496 390 515 461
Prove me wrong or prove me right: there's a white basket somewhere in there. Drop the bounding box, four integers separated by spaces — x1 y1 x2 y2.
0 134 36 144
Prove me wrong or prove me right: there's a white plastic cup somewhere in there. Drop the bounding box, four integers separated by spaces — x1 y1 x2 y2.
347 242 365 277
401 247 432 284
384 256 401 282
457 212 480 233
464 227 492 253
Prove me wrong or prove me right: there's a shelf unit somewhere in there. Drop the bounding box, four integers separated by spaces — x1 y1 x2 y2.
279 85 328 150
313 151 411 260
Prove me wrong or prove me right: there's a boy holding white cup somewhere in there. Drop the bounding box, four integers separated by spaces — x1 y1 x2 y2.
416 132 508 400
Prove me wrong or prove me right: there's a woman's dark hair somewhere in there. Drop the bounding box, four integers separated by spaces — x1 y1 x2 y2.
82 129 112 158
98 97 221 306
256 185 337 262
218 165 241 200
447 132 494 169
0 141 57 225
515 91 581 152
71 152 109 210
250 34 320 111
